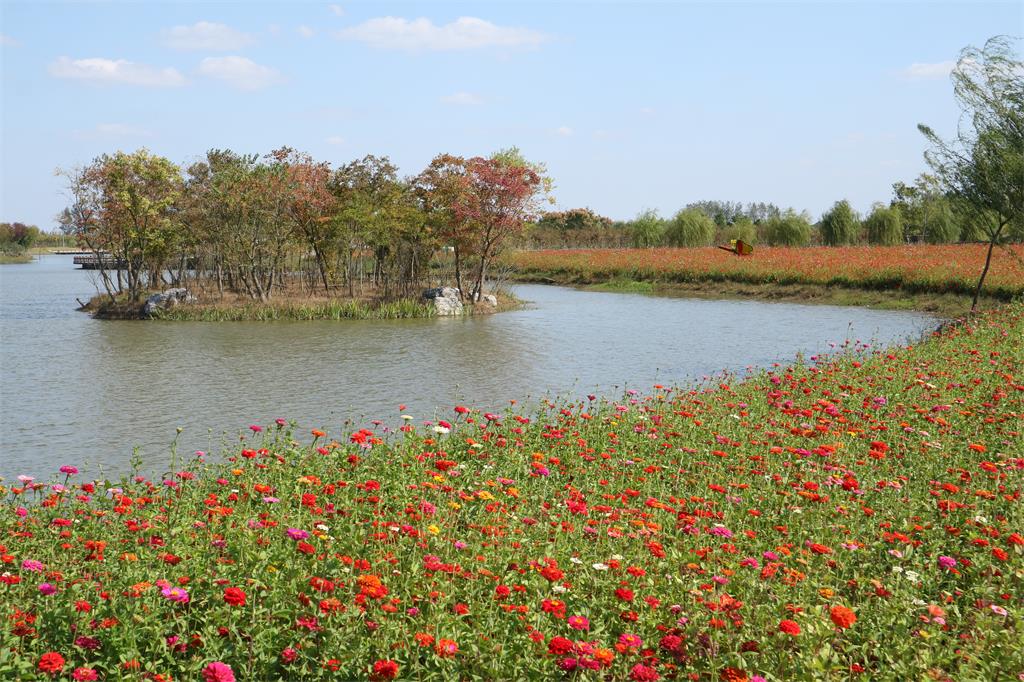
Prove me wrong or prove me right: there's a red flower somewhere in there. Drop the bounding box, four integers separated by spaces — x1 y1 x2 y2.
630 663 661 681
830 605 857 629
372 659 399 680
224 587 247 607
548 636 574 655
38 652 65 675
435 638 459 657
779 619 801 636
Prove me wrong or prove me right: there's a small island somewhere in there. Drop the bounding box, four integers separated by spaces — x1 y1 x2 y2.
62 148 548 320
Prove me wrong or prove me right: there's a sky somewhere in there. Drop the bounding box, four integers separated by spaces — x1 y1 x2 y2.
0 1 1020 229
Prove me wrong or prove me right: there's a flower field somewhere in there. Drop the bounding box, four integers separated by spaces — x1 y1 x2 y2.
2 303 1022 681
507 244 1024 300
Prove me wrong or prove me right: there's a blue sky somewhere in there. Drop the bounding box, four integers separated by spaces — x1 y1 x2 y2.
1 1 1019 229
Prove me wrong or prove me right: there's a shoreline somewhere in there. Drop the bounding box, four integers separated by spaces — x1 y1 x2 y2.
512 276 995 317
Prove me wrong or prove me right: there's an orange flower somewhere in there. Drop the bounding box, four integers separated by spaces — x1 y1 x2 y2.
830 605 857 629
720 667 748 682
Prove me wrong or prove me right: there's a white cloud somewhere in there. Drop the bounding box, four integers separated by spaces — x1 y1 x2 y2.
326 135 345 145
49 57 186 87
336 16 547 51
901 60 956 80
555 126 573 137
198 56 282 90
441 91 483 105
297 25 315 38
162 21 255 51
1 34 20 47
329 4 345 17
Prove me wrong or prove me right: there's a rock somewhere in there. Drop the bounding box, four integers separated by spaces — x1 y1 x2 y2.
480 294 498 307
143 288 196 316
422 287 463 316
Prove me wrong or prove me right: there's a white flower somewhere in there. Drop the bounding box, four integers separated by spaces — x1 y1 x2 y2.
552 585 568 594
592 563 609 571
433 425 450 434
570 557 583 565
401 415 414 421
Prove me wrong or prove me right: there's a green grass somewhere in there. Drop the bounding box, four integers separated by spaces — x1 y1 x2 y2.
151 298 438 321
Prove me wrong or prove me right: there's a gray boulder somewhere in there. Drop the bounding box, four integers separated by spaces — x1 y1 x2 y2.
143 288 196 316
422 287 463 316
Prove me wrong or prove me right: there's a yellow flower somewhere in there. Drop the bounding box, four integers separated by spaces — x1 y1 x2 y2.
428 525 440 535
231 468 244 476
477 491 494 501
449 502 462 510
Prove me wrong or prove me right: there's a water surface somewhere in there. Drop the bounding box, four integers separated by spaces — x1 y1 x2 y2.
0 255 938 480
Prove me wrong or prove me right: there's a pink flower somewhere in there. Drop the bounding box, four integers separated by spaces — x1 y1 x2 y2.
60 465 79 475
38 583 57 595
21 559 45 572
161 585 190 603
938 555 957 570
990 604 1008 617
286 528 309 541
202 661 236 682
249 424 262 433
72 668 98 681
567 615 590 631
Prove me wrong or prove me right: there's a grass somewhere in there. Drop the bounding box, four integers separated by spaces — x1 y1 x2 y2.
81 290 524 321
2 300 1021 680
152 298 438 321
0 252 33 264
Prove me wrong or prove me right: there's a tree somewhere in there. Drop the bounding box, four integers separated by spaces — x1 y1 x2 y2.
664 207 716 247
273 147 337 293
60 150 182 301
764 210 812 246
455 148 548 301
918 36 1024 310
414 154 473 297
628 209 665 247
819 200 860 246
863 204 903 245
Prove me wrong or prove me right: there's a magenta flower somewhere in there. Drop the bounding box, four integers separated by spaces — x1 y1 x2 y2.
21 559 45 572
286 528 309 541
249 424 262 433
938 555 957 570
38 583 57 595
59 465 79 475
202 661 236 682
161 585 190 603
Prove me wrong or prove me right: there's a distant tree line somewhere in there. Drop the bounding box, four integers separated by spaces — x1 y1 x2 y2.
0 222 41 255
59 147 549 303
524 183 1023 250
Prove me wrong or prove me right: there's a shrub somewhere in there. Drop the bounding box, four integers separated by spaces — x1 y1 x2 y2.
763 211 812 246
819 200 861 245
628 209 666 248
720 217 757 245
664 208 716 247
864 205 904 245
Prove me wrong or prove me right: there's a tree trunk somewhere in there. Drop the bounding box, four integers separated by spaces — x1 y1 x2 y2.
971 221 1005 312
454 245 463 300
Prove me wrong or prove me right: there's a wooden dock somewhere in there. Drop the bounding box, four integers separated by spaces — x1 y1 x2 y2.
73 254 126 269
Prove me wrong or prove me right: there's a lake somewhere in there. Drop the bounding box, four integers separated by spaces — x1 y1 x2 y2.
0 255 938 480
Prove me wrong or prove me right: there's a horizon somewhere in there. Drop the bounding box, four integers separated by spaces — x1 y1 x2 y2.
1 1 1020 229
